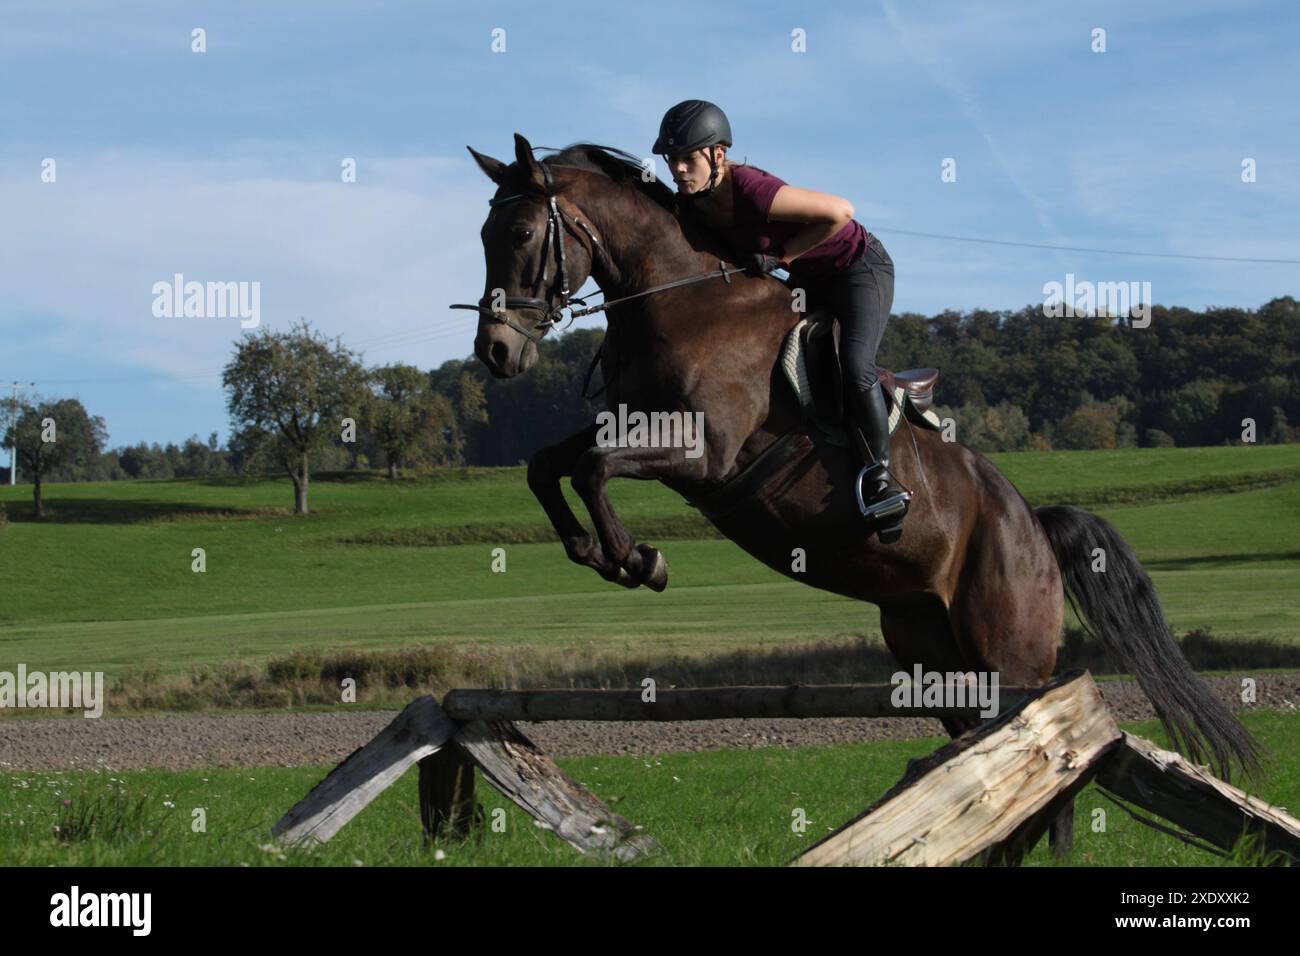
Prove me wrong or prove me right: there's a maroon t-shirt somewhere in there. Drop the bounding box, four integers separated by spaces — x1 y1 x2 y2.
721 164 871 279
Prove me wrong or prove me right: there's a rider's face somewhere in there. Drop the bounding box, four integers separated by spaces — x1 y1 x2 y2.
667 146 724 195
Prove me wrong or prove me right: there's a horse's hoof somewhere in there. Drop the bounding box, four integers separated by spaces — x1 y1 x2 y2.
614 568 641 589
636 544 668 592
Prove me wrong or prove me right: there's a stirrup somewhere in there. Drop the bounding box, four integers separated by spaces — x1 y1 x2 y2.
854 462 912 523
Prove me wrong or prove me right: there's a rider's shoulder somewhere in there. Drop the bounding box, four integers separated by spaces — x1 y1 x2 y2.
729 161 785 187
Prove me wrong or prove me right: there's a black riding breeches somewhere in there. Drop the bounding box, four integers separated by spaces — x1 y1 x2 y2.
801 236 896 462
805 235 895 391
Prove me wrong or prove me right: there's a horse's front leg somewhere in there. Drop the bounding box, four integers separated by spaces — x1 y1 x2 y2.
527 424 637 587
570 442 711 592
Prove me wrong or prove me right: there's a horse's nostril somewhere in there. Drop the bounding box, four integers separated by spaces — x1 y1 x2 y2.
490 340 510 368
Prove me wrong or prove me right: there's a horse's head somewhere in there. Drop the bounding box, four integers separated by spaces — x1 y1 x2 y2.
461 134 601 378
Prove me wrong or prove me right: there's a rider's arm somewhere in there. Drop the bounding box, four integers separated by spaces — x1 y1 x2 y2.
765 185 855 265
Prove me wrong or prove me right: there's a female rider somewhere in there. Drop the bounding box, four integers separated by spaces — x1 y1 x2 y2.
654 99 909 531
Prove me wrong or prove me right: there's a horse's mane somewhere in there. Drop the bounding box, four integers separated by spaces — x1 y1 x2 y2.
527 142 678 214
511 143 758 287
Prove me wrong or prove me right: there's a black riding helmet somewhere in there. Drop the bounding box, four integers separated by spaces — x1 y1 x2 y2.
654 100 733 200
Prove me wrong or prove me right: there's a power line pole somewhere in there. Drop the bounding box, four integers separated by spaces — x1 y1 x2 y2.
5 381 34 486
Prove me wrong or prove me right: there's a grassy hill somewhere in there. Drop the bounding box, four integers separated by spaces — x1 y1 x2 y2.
1 444 1297 679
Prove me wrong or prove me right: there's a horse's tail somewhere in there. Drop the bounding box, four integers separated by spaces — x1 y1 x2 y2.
1036 504 1262 782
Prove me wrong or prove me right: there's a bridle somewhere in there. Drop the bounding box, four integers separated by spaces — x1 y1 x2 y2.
450 156 750 348
449 163 603 343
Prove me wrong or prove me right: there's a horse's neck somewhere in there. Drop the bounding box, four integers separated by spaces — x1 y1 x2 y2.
582 179 795 355
575 183 805 481
588 202 706 296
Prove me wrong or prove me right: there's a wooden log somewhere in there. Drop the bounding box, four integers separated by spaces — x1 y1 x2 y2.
419 744 480 842
791 671 1122 866
453 720 661 861
1096 733 1300 864
442 682 1034 723
985 781 1090 866
273 696 457 845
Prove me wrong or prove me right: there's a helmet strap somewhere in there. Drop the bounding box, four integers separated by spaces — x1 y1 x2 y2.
698 150 721 197
676 147 724 202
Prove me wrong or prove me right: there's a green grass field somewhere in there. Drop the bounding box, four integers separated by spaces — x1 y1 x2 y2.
1 444 1297 678
2 711 1294 867
2 447 1297 868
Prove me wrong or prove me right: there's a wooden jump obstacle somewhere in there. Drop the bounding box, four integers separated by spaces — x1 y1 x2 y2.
273 670 1300 866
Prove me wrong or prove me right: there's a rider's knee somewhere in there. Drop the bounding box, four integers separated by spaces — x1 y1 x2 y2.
842 361 881 392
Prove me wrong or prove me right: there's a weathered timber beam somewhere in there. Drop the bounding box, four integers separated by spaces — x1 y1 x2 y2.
442 683 1033 723
1097 733 1300 865
273 696 457 845
791 671 1123 866
453 720 661 861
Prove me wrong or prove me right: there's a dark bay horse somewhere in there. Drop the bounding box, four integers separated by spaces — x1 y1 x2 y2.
458 134 1260 796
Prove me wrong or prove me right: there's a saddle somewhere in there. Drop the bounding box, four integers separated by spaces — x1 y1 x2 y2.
780 311 943 445
684 309 944 524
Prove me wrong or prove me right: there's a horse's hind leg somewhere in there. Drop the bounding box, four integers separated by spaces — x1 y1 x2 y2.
881 583 1075 861
879 596 983 742
946 484 1072 858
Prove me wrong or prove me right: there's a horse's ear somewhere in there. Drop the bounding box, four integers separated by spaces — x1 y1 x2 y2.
467 146 508 185
513 133 548 190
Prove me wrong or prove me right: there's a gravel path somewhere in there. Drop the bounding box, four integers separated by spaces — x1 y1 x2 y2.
2 674 1296 772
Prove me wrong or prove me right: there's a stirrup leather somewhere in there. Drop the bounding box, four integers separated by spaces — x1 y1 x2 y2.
854 461 912 523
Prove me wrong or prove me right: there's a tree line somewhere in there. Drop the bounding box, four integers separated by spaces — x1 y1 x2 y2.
5 298 1296 517
452 296 1298 460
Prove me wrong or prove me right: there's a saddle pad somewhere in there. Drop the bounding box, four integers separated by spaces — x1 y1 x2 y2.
780 319 943 445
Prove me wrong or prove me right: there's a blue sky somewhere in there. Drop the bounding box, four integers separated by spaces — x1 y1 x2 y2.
2 0 1298 460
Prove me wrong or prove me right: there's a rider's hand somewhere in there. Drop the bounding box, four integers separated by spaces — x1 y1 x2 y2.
741 252 788 275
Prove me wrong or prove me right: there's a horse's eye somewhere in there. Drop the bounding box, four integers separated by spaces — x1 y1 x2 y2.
512 229 534 245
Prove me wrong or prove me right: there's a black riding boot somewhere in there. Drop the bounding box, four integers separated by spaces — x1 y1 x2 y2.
846 380 911 529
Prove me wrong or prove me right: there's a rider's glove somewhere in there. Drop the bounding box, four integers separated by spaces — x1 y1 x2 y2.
741 252 790 275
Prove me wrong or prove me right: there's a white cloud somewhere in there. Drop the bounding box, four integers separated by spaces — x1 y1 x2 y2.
0 149 493 380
